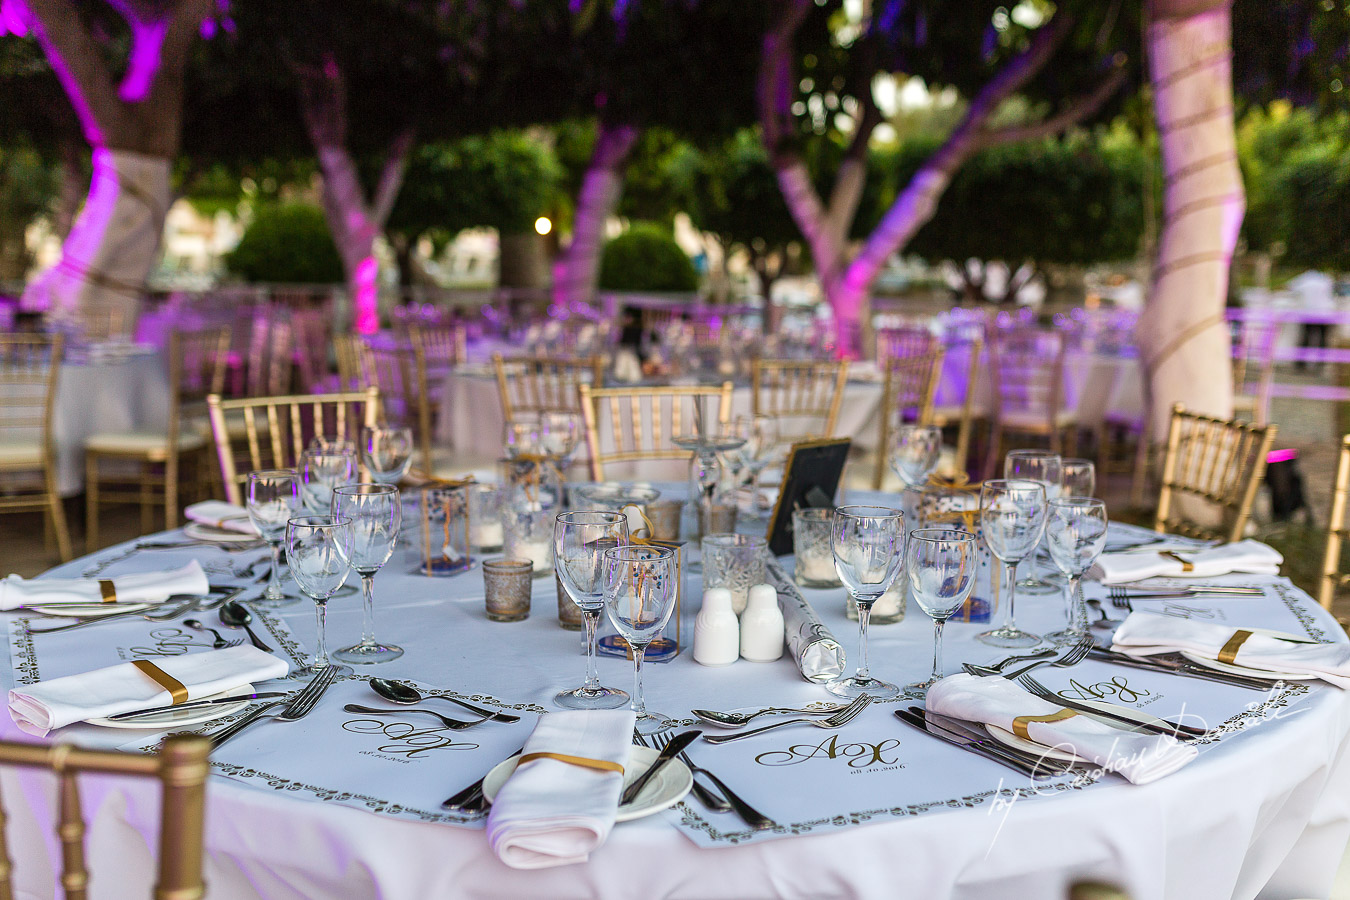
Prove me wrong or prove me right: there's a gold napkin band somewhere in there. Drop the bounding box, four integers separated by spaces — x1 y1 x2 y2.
1011 708 1078 741
99 580 117 603
1161 550 1194 572
518 752 624 775
131 660 189 705
1218 629 1253 665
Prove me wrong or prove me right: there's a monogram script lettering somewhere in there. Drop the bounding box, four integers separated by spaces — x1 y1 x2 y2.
1058 675 1153 704
341 718 480 758
754 734 901 769
128 628 211 659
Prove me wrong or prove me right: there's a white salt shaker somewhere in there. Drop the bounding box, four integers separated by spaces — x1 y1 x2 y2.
693 588 740 667
740 583 784 662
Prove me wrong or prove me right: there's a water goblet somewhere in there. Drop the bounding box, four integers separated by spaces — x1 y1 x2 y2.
246 469 301 606
331 484 404 664
1044 498 1109 643
904 529 977 695
829 505 906 700
1061 459 1097 498
360 426 415 485
286 515 355 676
1005 449 1063 594
890 424 943 488
553 511 630 710
602 544 678 732
977 479 1047 648
504 413 543 459
309 436 356 456
539 410 582 466
300 448 357 514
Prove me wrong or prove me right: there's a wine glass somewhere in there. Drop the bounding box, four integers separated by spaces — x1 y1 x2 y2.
309 436 356 456
300 449 357 513
360 426 415 485
890 424 943 488
978 479 1047 648
1044 498 1109 643
602 544 678 732
725 415 779 518
553 510 630 710
904 529 977 695
1004 450 1063 594
539 411 582 466
286 515 355 675
1061 458 1097 498
829 505 906 699
246 469 301 606
504 413 543 458
330 484 403 664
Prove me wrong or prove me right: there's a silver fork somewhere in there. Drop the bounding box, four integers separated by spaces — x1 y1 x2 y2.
961 648 1058 677
638 731 732 813
703 695 872 744
208 664 340 749
1109 590 1135 612
974 637 1093 681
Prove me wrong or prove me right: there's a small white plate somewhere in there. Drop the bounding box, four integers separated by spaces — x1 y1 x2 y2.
481 745 692 822
986 698 1172 763
184 522 260 542
26 602 154 618
86 684 257 729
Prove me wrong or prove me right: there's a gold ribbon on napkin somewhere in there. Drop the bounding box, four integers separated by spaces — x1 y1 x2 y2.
1217 629 1253 665
1011 708 1078 741
518 752 625 775
1161 550 1195 572
99 580 117 603
130 660 189 705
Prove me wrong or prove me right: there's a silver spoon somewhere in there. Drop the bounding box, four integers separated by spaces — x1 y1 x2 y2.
1085 598 1122 630
368 678 520 723
690 703 847 728
183 618 232 648
342 704 482 730
219 601 273 652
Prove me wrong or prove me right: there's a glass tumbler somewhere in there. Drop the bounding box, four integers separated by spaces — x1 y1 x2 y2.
701 533 767 615
793 507 840 589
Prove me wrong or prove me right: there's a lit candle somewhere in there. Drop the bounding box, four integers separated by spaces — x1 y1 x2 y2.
513 539 552 575
797 555 838 585
471 520 504 549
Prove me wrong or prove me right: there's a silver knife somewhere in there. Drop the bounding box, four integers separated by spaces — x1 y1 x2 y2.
893 709 1045 778
1087 648 1271 690
921 709 1082 774
106 691 289 721
621 729 701 804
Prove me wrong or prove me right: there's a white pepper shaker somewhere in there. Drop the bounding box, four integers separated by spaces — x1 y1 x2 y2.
740 583 785 662
693 588 740 667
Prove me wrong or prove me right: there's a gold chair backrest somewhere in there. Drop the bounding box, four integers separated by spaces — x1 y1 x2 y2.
1320 434 1350 610
289 309 330 394
408 323 466 367
1154 403 1277 543
206 387 381 505
1231 318 1278 425
578 382 734 481
165 327 230 452
873 347 945 489
751 358 849 440
492 353 606 421
0 733 209 900
0 333 62 471
933 336 983 475
244 315 293 397
875 326 937 364
77 301 135 342
359 341 435 476
333 334 365 391
988 329 1064 429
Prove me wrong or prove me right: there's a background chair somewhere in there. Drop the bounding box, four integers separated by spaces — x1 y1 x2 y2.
0 333 72 561
1320 433 1350 610
358 340 443 478
872 348 944 489
1231 318 1278 426
1154 403 1277 543
206 387 381 505
408 322 467 368
578 382 733 481
751 358 849 441
984 329 1076 477
492 353 605 421
929 335 985 477
85 328 229 548
874 325 936 364
0 734 208 900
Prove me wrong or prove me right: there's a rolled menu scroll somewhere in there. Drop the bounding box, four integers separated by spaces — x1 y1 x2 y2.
765 560 845 683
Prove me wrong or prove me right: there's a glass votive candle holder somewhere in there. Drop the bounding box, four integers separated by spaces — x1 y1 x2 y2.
483 558 533 622
702 532 767 615
504 506 554 578
793 507 840 589
468 483 504 552
556 571 585 630
646 499 684 542
698 500 738 537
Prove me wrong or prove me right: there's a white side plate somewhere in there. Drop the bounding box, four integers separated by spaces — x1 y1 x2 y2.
481 745 692 822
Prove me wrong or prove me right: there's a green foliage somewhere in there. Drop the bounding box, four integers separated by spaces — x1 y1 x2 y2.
1275 144 1350 272
619 129 700 226
690 129 799 254
598 223 698 292
225 204 344 284
0 144 56 230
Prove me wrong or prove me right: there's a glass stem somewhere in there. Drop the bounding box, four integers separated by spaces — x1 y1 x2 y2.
359 571 377 646
855 598 872 680
1070 574 1086 634
1062 576 1076 630
266 542 284 598
1003 562 1018 630
582 608 601 692
631 643 648 717
931 619 946 683
313 599 328 669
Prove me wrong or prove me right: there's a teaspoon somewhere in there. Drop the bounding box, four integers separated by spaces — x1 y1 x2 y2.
368 678 520 723
1085 598 1122 630
183 619 232 648
219 601 274 652
690 704 847 728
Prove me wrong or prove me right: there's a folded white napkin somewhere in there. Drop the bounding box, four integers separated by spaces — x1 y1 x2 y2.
9 645 289 736
185 500 259 535
486 709 636 869
0 561 210 610
1096 539 1282 585
926 673 1197 785
1111 612 1350 688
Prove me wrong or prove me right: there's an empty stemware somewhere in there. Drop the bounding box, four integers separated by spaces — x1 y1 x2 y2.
300 448 358 514
246 469 301 606
553 510 630 710
361 426 415 485
904 529 977 695
331 484 404 664
1044 497 1109 643
602 544 678 733
978 479 1047 648
1004 449 1063 594
286 514 355 676
890 424 943 489
1060 459 1097 499
829 505 906 700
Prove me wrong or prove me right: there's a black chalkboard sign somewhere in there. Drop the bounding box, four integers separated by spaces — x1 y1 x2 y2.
765 438 852 555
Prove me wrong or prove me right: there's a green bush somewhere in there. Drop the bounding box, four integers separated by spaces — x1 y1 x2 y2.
598 223 698 292
225 204 344 284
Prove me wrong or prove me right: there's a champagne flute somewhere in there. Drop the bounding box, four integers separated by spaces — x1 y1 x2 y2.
246 469 301 606
1044 498 1109 643
286 515 355 675
331 484 403 664
1005 450 1062 594
978 479 1047 648
904 529 977 695
1061 458 1097 498
829 505 905 699
602 544 678 732
300 449 357 514
360 426 415 485
553 510 630 710
890 424 943 488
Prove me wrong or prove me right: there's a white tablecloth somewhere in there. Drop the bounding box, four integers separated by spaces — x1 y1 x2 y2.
3 498 1348 899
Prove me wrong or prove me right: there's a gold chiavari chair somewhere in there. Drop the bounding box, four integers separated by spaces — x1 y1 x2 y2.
85 328 230 548
333 333 366 391
874 325 936 364
984 329 1076 477
359 340 440 477
578 382 734 481
289 308 330 394
206 387 381 505
492 352 605 421
0 734 209 900
1319 434 1350 610
930 336 984 477
1231 318 1278 426
0 334 72 562
408 322 467 367
872 347 945 489
76 299 136 343
244 314 294 397
1154 403 1277 543
751 359 850 441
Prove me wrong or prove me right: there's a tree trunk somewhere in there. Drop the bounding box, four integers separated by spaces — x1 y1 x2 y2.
53 137 85 240
551 122 639 307
1137 0 1242 439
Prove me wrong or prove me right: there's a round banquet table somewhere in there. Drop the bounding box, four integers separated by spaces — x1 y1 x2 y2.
3 487 1350 900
